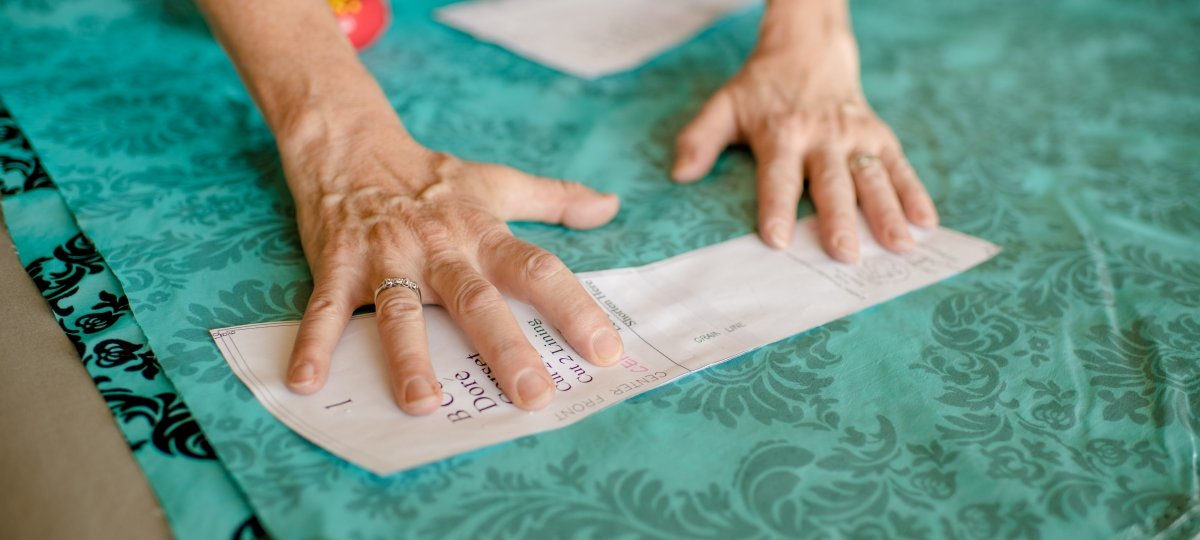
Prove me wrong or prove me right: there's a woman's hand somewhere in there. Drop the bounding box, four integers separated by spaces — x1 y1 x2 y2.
671 0 937 262
280 115 625 415
197 0 624 417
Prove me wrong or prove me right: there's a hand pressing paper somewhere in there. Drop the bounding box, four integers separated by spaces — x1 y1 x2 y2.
212 217 998 475
435 0 758 79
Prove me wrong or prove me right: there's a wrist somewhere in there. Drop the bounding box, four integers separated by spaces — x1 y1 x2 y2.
281 110 425 191
274 89 412 158
260 58 403 145
757 0 853 55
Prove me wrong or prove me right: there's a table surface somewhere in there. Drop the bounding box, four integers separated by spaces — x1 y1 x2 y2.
1 0 1198 538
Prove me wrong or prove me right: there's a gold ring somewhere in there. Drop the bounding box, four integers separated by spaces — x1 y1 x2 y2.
852 154 881 170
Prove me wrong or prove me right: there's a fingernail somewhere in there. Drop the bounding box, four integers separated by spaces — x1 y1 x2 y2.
403 377 439 409
912 208 938 228
515 370 553 409
832 232 859 263
919 208 939 227
592 329 622 365
671 158 694 181
889 226 915 250
289 363 315 387
766 220 790 249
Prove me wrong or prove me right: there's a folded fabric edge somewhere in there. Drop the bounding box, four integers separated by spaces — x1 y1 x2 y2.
0 100 265 540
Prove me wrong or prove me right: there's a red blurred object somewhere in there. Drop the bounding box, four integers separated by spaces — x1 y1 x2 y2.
330 0 390 50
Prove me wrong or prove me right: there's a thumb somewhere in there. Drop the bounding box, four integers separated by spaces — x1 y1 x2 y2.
672 91 738 183
489 166 620 229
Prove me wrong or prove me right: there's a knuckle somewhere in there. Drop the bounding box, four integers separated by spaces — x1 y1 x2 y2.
879 126 902 147
365 220 399 246
521 249 564 283
476 228 511 254
453 278 500 318
289 348 324 368
412 219 453 252
767 164 798 185
818 113 845 139
676 131 702 151
826 210 858 227
424 252 457 278
495 339 534 358
764 112 801 131
848 114 876 133
547 178 573 199
306 294 343 320
894 161 920 186
468 208 506 231
429 151 464 179
561 179 587 195
676 122 699 143
316 193 346 220
325 231 360 258
868 203 904 222
765 113 804 145
856 168 888 189
577 301 611 328
893 174 918 192
815 166 845 188
318 261 358 284
377 295 422 322
878 213 907 228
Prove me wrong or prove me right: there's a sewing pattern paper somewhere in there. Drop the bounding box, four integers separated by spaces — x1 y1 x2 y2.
212 219 998 474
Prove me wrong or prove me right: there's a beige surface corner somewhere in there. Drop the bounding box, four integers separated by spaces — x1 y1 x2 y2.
0 205 170 540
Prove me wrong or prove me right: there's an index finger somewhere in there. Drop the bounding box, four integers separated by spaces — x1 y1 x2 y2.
481 234 623 368
750 129 805 249
426 255 555 411
287 275 357 394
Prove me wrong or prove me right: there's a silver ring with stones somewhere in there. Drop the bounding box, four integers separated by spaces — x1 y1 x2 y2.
374 277 422 305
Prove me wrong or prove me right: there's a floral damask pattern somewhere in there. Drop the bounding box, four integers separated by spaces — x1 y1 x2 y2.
0 101 52 196
645 320 850 431
42 92 225 157
97 375 215 459
1075 316 1200 431
0 112 261 538
1 0 1198 538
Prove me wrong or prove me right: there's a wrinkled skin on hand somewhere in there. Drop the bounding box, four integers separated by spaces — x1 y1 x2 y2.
673 25 938 262
282 126 624 415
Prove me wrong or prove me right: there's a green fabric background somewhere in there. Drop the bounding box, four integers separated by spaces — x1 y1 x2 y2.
1 103 263 537
1 0 1198 538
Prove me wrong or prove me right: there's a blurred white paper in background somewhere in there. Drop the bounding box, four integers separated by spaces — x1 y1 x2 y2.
435 0 758 78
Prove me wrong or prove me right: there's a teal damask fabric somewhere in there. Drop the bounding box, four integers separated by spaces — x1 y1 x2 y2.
2 0 1199 538
0 104 265 539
